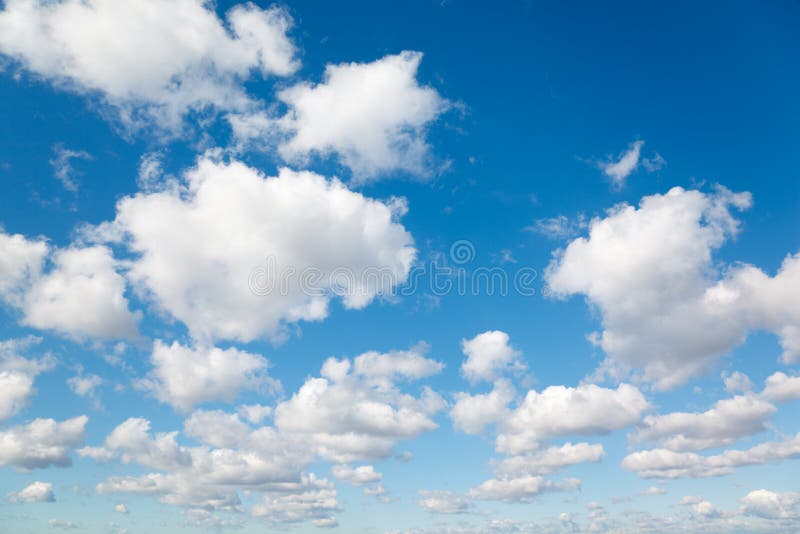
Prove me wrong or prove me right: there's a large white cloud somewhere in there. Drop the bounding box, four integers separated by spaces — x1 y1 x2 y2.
100 157 415 343
0 0 298 134
633 394 776 452
22 246 140 339
0 416 87 470
546 186 800 389
268 51 447 180
137 341 274 413
496 383 649 454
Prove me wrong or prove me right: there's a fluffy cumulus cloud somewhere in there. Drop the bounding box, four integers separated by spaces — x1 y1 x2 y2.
0 337 55 422
446 332 642 506
7 481 55 503
450 379 515 435
0 416 87 470
331 464 382 487
0 230 138 340
632 394 776 451
22 246 140 339
137 341 274 413
97 157 415 343
0 0 298 133
546 186 800 389
761 372 800 402
740 489 800 519
269 51 448 180
460 330 524 383
274 345 445 463
0 229 48 307
77 344 444 526
496 383 649 454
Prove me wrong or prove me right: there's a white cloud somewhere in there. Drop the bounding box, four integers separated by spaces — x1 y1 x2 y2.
114 503 128 514
251 475 339 527
330 464 382 486
82 343 444 525
599 140 643 187
47 518 78 529
351 343 444 387
761 372 800 402
527 214 588 240
184 410 250 449
460 330 524 383
467 475 580 503
237 404 273 425
49 144 91 192
22 246 140 339
101 157 415 343
723 371 753 394
274 346 445 463
67 374 102 398
7 481 55 503
546 186 800 389
0 416 87 470
137 341 275 413
272 51 448 180
417 490 473 514
451 379 515 435
740 489 800 519
0 0 298 134
640 486 666 496
0 229 48 307
632 394 776 451
496 383 649 454
494 442 604 477
622 433 800 478
0 337 55 422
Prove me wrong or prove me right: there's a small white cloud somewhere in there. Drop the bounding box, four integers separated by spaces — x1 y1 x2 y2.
722 371 753 394
599 140 644 187
640 486 666 496
417 490 472 514
67 374 102 398
114 503 128 514
274 51 449 180
8 481 55 503
49 144 92 193
460 330 524 383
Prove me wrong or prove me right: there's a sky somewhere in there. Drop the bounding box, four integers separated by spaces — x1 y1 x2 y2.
0 0 799 532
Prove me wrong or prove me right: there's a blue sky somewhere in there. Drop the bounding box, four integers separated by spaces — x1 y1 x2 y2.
0 1 799 532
